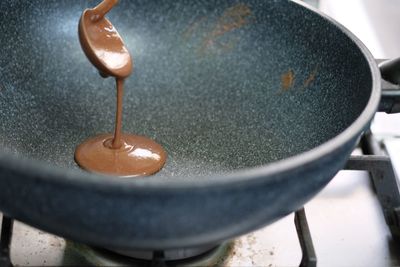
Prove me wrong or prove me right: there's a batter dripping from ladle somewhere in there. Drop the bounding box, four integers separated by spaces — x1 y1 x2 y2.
75 0 166 177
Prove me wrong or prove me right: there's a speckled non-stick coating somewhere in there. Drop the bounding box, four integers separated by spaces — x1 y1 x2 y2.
0 0 379 250
0 0 372 178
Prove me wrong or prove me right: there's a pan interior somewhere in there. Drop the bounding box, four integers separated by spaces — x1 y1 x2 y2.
0 0 372 180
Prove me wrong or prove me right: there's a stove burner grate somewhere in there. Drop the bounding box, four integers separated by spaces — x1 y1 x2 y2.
0 208 318 267
0 215 13 267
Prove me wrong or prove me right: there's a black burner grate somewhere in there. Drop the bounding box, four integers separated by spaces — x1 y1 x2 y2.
0 215 13 267
295 208 317 267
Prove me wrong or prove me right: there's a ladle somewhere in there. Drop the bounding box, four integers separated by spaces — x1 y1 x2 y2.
78 0 133 79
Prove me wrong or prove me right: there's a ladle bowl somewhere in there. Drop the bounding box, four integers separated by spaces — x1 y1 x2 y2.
79 0 133 78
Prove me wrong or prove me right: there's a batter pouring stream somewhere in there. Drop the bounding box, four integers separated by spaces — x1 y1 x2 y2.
75 0 167 177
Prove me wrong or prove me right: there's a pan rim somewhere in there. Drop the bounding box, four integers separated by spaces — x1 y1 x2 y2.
0 0 381 191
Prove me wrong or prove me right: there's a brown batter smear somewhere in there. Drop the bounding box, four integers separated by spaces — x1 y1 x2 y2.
75 0 166 177
200 3 252 53
182 16 207 40
302 67 319 89
281 69 295 91
211 4 252 38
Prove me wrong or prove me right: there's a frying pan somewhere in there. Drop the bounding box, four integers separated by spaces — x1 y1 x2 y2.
0 0 398 251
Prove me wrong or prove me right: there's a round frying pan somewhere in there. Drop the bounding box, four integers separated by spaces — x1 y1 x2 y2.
0 0 394 251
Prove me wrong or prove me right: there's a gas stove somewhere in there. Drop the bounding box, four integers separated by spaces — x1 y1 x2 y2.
2 1 400 266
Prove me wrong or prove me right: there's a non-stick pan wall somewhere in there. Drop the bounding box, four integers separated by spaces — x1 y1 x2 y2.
0 0 372 179
0 0 379 251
